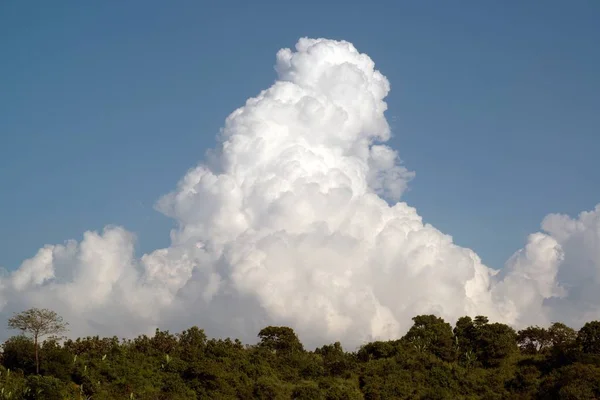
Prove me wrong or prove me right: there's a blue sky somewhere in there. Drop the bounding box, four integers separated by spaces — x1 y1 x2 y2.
1 0 599 272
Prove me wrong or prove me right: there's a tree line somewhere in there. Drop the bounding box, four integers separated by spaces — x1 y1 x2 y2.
2 308 600 399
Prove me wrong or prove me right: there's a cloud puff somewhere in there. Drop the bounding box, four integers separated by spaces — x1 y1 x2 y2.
1 38 599 349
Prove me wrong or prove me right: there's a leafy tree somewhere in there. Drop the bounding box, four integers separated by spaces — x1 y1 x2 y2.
577 320 600 355
7 308 68 375
475 322 518 367
357 340 399 362
315 342 355 377
177 326 207 362
1 336 36 375
544 322 579 368
38 340 72 382
473 315 489 326
454 315 517 367
454 316 478 365
517 326 550 354
403 315 456 362
258 326 304 355
548 322 577 348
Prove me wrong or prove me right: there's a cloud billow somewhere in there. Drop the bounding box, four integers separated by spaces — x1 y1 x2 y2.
2 38 599 349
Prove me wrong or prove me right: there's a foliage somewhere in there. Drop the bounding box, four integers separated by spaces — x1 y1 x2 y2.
7 309 68 341
577 321 600 355
7 309 68 375
258 326 304 355
1 336 36 375
1 309 600 398
403 314 456 362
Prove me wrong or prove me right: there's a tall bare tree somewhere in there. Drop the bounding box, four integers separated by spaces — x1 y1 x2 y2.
8 308 68 374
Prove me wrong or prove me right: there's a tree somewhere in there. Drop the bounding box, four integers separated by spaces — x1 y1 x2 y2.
454 316 478 364
475 322 518 367
1 335 36 374
546 322 578 365
517 326 550 354
403 315 456 362
257 326 304 355
177 326 207 362
547 322 577 348
454 315 517 367
577 321 600 355
7 308 68 374
357 340 399 361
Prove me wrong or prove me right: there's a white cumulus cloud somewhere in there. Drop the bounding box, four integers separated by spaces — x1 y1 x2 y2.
2 38 599 349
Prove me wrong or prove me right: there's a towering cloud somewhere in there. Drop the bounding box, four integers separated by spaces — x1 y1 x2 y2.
1 38 599 348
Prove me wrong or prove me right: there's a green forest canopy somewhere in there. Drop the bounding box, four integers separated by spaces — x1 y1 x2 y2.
2 310 600 399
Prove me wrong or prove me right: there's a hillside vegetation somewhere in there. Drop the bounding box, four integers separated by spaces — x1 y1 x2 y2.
2 312 600 399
